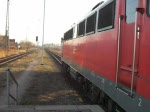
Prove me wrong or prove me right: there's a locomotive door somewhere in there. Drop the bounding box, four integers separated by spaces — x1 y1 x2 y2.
116 0 140 96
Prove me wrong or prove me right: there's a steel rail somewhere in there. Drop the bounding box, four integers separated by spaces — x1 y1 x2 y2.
45 49 62 64
0 51 34 66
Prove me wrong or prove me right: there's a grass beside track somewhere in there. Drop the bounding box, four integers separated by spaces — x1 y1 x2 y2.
0 49 26 58
20 50 86 105
0 49 89 105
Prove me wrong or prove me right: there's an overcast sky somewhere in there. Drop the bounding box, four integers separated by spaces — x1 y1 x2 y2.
0 0 105 44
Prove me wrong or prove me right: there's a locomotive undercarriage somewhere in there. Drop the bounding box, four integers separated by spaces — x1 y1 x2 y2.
62 62 125 112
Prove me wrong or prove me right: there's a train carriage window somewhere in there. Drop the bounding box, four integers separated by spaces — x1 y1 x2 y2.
78 20 85 37
126 0 138 24
97 1 115 31
64 28 73 41
86 13 96 34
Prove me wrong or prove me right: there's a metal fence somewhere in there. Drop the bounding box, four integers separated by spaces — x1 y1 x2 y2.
6 67 18 106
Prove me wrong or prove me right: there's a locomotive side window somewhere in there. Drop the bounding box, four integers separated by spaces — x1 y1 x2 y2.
64 33 67 40
64 28 73 41
97 1 115 32
126 0 138 24
78 20 85 37
86 13 96 35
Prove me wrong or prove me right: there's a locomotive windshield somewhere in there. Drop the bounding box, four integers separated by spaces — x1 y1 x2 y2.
148 0 150 16
126 0 138 24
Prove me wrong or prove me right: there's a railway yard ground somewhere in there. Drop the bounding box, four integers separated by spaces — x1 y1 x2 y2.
0 49 103 112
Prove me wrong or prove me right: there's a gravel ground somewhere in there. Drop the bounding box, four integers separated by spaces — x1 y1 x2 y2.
20 50 89 105
0 51 39 105
0 49 90 106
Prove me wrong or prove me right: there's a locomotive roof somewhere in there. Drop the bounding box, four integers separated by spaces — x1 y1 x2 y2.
79 0 113 22
64 0 113 34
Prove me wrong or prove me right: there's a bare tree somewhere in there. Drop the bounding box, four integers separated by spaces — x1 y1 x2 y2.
19 41 35 51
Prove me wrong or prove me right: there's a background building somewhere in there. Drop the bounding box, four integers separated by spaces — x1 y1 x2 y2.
0 35 8 49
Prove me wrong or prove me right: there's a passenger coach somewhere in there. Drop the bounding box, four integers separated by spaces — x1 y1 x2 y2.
61 0 150 111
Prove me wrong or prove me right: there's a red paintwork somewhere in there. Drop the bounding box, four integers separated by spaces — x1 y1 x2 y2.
136 0 150 100
62 0 150 100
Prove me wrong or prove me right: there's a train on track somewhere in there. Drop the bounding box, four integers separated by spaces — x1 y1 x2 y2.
61 0 150 112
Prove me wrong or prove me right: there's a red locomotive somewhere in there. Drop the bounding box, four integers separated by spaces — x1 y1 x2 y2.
61 0 150 111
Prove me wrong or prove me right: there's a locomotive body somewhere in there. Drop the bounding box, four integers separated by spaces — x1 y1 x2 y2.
62 0 150 111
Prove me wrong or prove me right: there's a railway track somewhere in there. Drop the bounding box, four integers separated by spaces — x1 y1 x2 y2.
45 48 94 101
0 50 34 66
45 49 118 112
45 48 62 64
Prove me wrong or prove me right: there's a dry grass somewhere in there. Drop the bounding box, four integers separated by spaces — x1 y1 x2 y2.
19 50 85 105
0 50 59 73
0 49 26 58
0 50 88 105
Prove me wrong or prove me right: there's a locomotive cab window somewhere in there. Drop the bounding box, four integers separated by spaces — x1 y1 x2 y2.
78 20 85 37
64 28 73 41
97 0 115 32
86 13 96 35
126 0 138 24
147 0 150 16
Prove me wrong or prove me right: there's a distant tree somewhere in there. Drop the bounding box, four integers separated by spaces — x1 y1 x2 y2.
19 41 35 51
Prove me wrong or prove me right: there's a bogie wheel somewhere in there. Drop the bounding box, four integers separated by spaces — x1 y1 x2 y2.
67 66 70 74
97 92 106 109
106 98 116 112
76 75 82 84
90 85 100 104
62 62 67 73
82 80 89 93
114 104 126 112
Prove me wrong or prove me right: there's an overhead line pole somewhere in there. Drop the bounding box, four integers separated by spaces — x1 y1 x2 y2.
5 0 10 50
41 0 46 65
8 0 10 50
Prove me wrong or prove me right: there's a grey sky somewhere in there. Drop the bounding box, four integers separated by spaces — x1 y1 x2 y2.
0 0 104 44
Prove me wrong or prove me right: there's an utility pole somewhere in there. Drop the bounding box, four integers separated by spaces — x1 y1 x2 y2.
5 0 10 50
41 0 46 65
26 34 27 52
